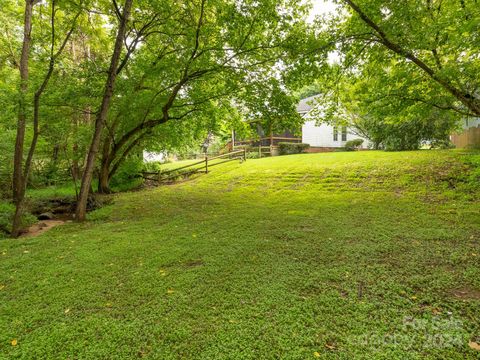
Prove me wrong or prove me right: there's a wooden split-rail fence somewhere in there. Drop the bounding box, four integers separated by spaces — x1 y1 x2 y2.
141 149 247 184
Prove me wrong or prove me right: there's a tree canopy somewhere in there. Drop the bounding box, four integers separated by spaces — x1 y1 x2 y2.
1 0 478 235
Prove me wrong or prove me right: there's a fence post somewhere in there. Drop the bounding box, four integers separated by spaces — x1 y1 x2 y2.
258 145 261 158
205 155 208 173
243 147 247 162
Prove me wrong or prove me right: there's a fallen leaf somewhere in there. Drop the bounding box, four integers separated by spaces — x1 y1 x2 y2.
11 339 17 346
167 289 174 294
64 308 70 314
325 343 336 350
23 250 29 254
411 295 417 300
469 341 480 351
313 351 320 357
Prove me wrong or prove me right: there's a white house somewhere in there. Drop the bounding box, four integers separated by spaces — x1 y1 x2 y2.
143 150 167 163
298 95 370 149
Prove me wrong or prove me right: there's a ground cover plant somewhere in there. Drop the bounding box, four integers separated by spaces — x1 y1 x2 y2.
0 150 479 359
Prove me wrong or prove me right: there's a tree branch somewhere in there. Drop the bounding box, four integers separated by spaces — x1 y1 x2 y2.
343 0 480 116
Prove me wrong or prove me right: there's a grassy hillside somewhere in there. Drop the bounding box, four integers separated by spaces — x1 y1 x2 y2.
1 150 479 359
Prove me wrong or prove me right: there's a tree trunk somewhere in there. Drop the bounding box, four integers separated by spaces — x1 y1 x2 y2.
11 0 34 237
97 129 114 193
11 2 79 236
98 159 112 194
75 0 133 221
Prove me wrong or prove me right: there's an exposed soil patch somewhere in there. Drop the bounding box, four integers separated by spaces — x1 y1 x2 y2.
450 287 480 300
29 195 109 217
19 194 113 238
21 219 67 238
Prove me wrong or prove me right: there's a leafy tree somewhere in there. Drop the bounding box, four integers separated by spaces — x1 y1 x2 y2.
92 0 319 194
312 61 460 150
75 0 134 220
9 0 81 236
332 0 480 117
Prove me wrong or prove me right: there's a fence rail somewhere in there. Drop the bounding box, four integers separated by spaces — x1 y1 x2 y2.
451 126 480 148
141 149 246 183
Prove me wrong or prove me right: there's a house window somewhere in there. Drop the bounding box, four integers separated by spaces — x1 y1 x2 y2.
333 127 338 141
341 126 347 141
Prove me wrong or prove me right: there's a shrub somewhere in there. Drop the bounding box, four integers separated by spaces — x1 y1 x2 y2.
430 139 455 149
278 142 310 155
344 139 364 151
246 151 261 159
0 201 36 236
110 155 144 192
143 161 163 173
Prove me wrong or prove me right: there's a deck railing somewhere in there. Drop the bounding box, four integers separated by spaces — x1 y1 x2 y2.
233 136 302 148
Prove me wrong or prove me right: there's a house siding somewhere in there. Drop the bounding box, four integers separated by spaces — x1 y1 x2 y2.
301 120 369 148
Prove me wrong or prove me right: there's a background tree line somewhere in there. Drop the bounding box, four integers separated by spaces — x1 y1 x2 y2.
1 0 478 237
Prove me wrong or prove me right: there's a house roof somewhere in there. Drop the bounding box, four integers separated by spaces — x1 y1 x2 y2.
296 94 321 114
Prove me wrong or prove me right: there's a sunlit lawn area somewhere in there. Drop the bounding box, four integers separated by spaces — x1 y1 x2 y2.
1 150 479 358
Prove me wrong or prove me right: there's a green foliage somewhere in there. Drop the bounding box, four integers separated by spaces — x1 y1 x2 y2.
245 150 261 159
278 142 310 155
344 138 364 151
0 0 316 206
0 202 15 235
294 80 322 100
109 155 144 192
307 0 479 150
312 63 460 151
0 125 14 199
330 0 480 117
142 161 163 173
0 201 36 236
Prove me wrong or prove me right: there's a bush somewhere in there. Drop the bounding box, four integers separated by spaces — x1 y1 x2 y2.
430 139 455 149
278 142 310 155
0 201 36 236
110 155 144 192
0 202 14 235
143 161 163 173
344 139 364 151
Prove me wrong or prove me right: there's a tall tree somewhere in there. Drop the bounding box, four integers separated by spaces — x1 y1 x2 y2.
11 0 34 237
11 0 80 237
334 0 480 116
75 0 133 220
95 0 317 192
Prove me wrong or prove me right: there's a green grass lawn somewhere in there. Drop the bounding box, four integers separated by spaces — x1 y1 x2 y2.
1 150 480 359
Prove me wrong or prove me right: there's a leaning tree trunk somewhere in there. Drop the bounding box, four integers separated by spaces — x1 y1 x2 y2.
98 158 112 194
11 0 34 237
75 0 133 220
97 129 115 194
